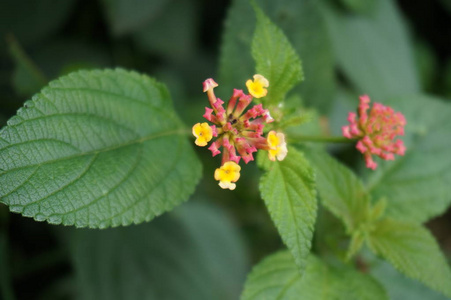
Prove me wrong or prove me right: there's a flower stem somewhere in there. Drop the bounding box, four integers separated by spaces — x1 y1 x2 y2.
289 135 355 144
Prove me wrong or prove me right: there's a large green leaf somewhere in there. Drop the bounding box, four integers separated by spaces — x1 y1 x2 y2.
366 94 451 223
259 148 317 273
241 251 387 300
304 149 369 233
370 257 450 300
219 0 334 112
0 69 201 228
320 0 420 99
367 218 451 298
251 5 303 105
68 202 249 300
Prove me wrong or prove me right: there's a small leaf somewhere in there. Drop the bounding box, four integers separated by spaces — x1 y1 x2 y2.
251 4 303 104
367 218 451 298
0 69 201 228
368 198 387 222
347 230 365 261
219 0 334 112
259 148 317 273
304 149 369 233
241 251 387 300
68 202 249 300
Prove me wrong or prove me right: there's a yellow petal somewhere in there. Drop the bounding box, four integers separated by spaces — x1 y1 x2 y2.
192 122 213 147
214 161 241 189
246 74 269 98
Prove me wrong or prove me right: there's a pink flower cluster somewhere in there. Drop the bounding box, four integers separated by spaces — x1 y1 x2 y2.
342 95 406 170
202 78 274 165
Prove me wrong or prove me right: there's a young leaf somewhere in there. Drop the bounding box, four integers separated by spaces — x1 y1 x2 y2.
219 0 334 112
259 148 317 274
0 69 201 228
366 95 451 223
67 202 249 300
251 4 303 104
304 149 369 233
241 251 388 300
367 218 451 298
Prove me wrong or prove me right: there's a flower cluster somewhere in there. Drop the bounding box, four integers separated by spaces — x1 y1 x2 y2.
342 95 406 170
192 75 287 190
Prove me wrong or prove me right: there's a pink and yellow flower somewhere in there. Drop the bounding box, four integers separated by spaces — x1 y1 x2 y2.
342 95 406 170
199 75 274 167
246 74 269 98
193 74 286 189
192 122 213 146
267 131 288 161
214 161 241 190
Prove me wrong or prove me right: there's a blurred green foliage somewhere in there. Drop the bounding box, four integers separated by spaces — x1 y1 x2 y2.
0 0 450 299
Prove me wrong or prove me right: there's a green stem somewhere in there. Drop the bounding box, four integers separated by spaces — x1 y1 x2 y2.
289 135 355 144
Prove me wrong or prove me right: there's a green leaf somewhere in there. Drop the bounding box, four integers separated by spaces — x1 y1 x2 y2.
241 251 387 300
366 94 451 223
259 148 317 273
367 218 451 298
347 230 365 261
320 0 420 99
370 256 450 300
304 149 369 233
338 0 378 14
251 4 303 104
100 0 169 36
68 202 249 300
0 69 201 228
219 0 335 112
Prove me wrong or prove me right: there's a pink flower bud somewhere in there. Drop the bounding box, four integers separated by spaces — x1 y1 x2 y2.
343 95 406 170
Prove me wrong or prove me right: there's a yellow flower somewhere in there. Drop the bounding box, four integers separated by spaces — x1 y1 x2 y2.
267 131 288 161
246 74 269 98
214 161 241 190
192 122 213 146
